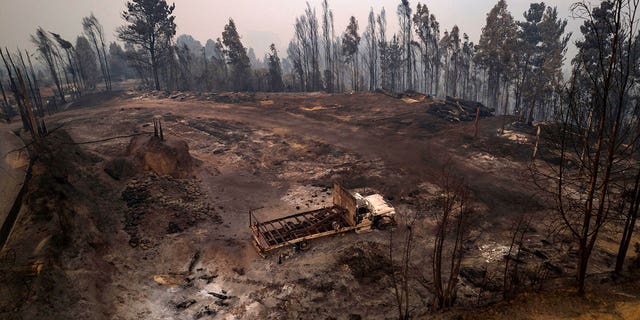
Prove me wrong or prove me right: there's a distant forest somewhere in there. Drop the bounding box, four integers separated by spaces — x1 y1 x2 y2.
0 0 638 126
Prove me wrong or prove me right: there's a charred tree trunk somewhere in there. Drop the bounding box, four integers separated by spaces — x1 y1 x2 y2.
1 50 30 131
0 76 10 121
615 167 640 274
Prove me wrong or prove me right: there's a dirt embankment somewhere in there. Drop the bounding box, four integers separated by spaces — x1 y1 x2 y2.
0 130 114 319
0 129 220 319
127 135 200 179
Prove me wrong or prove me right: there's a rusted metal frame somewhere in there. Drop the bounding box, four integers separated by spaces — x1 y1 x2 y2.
292 216 304 226
299 210 342 234
251 228 270 249
250 211 263 227
260 225 360 252
270 226 288 243
252 225 275 247
299 213 319 226
258 207 328 225
286 219 307 232
253 221 272 239
255 223 278 245
276 220 290 233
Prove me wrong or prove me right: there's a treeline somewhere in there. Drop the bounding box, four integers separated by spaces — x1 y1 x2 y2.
105 0 570 121
101 0 570 124
0 0 570 123
284 0 570 122
0 13 135 123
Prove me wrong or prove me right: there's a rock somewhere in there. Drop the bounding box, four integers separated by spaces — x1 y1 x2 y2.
194 305 216 319
167 222 182 234
121 184 150 208
175 299 197 310
199 274 218 284
208 291 229 300
232 267 245 276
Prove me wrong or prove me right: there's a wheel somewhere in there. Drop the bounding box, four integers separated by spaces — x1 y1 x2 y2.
375 216 395 230
298 241 310 251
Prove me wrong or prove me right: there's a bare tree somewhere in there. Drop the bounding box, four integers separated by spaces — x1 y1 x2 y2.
502 216 531 299
616 166 640 273
83 14 112 91
431 166 473 310
0 69 11 121
364 9 378 90
532 0 640 296
342 16 361 91
398 0 413 91
31 28 65 103
389 223 414 320
51 32 81 98
322 0 334 92
117 1 176 90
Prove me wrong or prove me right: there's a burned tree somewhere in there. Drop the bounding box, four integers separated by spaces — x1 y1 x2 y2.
502 216 532 299
267 44 284 92
51 32 81 97
117 0 176 90
413 3 434 94
0 69 12 121
221 19 252 91
76 36 99 90
474 0 517 108
532 0 640 296
342 16 361 91
31 28 65 103
616 165 640 274
363 9 378 91
321 0 334 92
1 49 43 138
389 222 415 320
83 14 112 91
397 0 413 91
431 166 474 310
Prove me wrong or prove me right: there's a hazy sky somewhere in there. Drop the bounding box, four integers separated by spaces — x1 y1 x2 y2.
0 0 580 60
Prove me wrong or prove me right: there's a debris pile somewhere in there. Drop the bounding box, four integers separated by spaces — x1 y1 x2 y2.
337 242 392 284
428 96 495 122
121 173 222 248
375 88 430 102
131 90 257 104
211 92 256 103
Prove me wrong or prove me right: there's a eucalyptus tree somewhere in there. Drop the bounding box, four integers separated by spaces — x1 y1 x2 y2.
342 16 361 91
83 14 111 90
